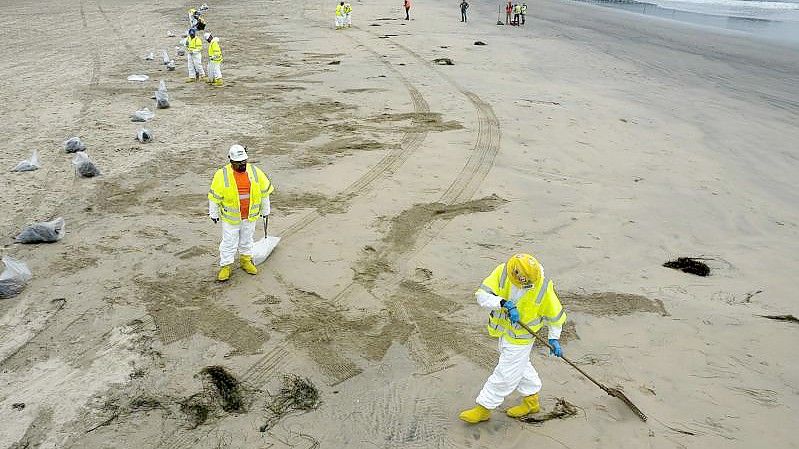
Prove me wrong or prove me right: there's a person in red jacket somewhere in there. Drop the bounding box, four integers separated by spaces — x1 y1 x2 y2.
505 1 513 24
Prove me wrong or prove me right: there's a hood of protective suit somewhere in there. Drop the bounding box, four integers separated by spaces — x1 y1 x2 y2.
506 253 543 288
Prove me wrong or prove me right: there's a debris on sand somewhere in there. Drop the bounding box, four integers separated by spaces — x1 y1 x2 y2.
179 394 210 429
663 257 710 276
760 314 799 324
260 374 321 432
200 365 245 413
433 58 454 65
518 398 578 423
12 403 25 411
474 41 486 45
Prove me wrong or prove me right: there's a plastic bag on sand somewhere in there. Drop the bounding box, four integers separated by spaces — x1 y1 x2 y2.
64 137 86 153
162 50 170 65
72 152 101 178
176 45 185 56
200 4 209 11
131 107 155 122
15 218 65 244
166 60 176 71
159 80 168 93
127 74 150 82
137 128 153 143
253 236 280 265
0 256 32 299
156 90 170 109
144 52 155 60
11 149 40 172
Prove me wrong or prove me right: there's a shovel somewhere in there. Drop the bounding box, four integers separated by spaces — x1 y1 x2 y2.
517 320 648 422
252 216 280 265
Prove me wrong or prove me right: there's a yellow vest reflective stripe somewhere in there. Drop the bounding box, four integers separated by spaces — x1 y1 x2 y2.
477 263 567 345
187 36 203 53
209 40 223 62
208 164 274 224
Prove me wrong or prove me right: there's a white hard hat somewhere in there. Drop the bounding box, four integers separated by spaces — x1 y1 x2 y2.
228 144 248 161
204 32 212 40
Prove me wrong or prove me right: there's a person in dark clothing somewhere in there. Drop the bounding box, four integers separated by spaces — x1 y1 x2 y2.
460 0 469 22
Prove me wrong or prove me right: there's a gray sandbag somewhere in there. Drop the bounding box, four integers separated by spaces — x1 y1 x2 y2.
137 128 153 143
155 90 170 109
15 217 65 243
11 150 40 172
72 152 101 178
0 256 32 299
64 137 86 153
131 107 155 122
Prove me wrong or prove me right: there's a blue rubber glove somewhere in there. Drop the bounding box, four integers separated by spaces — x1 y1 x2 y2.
549 339 563 357
506 304 520 324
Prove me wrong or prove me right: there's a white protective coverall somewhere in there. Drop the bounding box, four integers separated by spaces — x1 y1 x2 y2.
209 197 271 266
186 37 205 78
344 3 353 27
207 37 222 81
474 277 562 409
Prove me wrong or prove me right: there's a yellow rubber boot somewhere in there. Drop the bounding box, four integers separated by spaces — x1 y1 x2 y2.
506 393 540 418
240 255 258 275
458 404 491 424
217 264 232 282
212 78 223 87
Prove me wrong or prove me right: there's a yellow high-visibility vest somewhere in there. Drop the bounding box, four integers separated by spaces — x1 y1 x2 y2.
208 164 274 224
336 4 344 16
208 38 223 63
187 36 203 53
344 3 352 13
477 263 567 345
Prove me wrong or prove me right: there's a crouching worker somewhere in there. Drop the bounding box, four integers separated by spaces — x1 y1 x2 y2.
208 145 274 282
459 253 567 423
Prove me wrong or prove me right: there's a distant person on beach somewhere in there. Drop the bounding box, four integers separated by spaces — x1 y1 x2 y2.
404 0 412 20
205 32 223 86
185 28 205 83
520 3 527 24
335 1 345 29
513 3 521 25
344 1 353 27
505 1 512 24
461 0 469 22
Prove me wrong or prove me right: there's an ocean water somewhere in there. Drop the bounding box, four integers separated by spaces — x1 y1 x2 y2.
574 0 799 42
650 0 799 21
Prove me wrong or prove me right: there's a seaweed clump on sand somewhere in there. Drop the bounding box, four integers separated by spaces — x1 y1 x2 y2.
260 374 321 432
518 398 578 423
200 365 245 413
663 257 710 277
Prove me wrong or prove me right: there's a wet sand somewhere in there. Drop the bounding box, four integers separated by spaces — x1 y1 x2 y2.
1 0 797 447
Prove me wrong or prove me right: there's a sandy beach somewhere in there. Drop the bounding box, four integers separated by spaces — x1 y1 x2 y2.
1 0 798 447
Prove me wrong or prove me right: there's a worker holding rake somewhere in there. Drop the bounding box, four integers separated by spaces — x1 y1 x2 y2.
459 253 567 423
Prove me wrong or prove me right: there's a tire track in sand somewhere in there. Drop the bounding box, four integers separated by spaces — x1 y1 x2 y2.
278 65 429 240
325 30 502 375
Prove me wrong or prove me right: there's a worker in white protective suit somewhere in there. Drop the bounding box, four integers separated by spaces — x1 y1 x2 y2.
208 145 274 281
343 2 353 27
205 32 223 86
335 2 345 29
459 253 567 423
185 28 205 82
